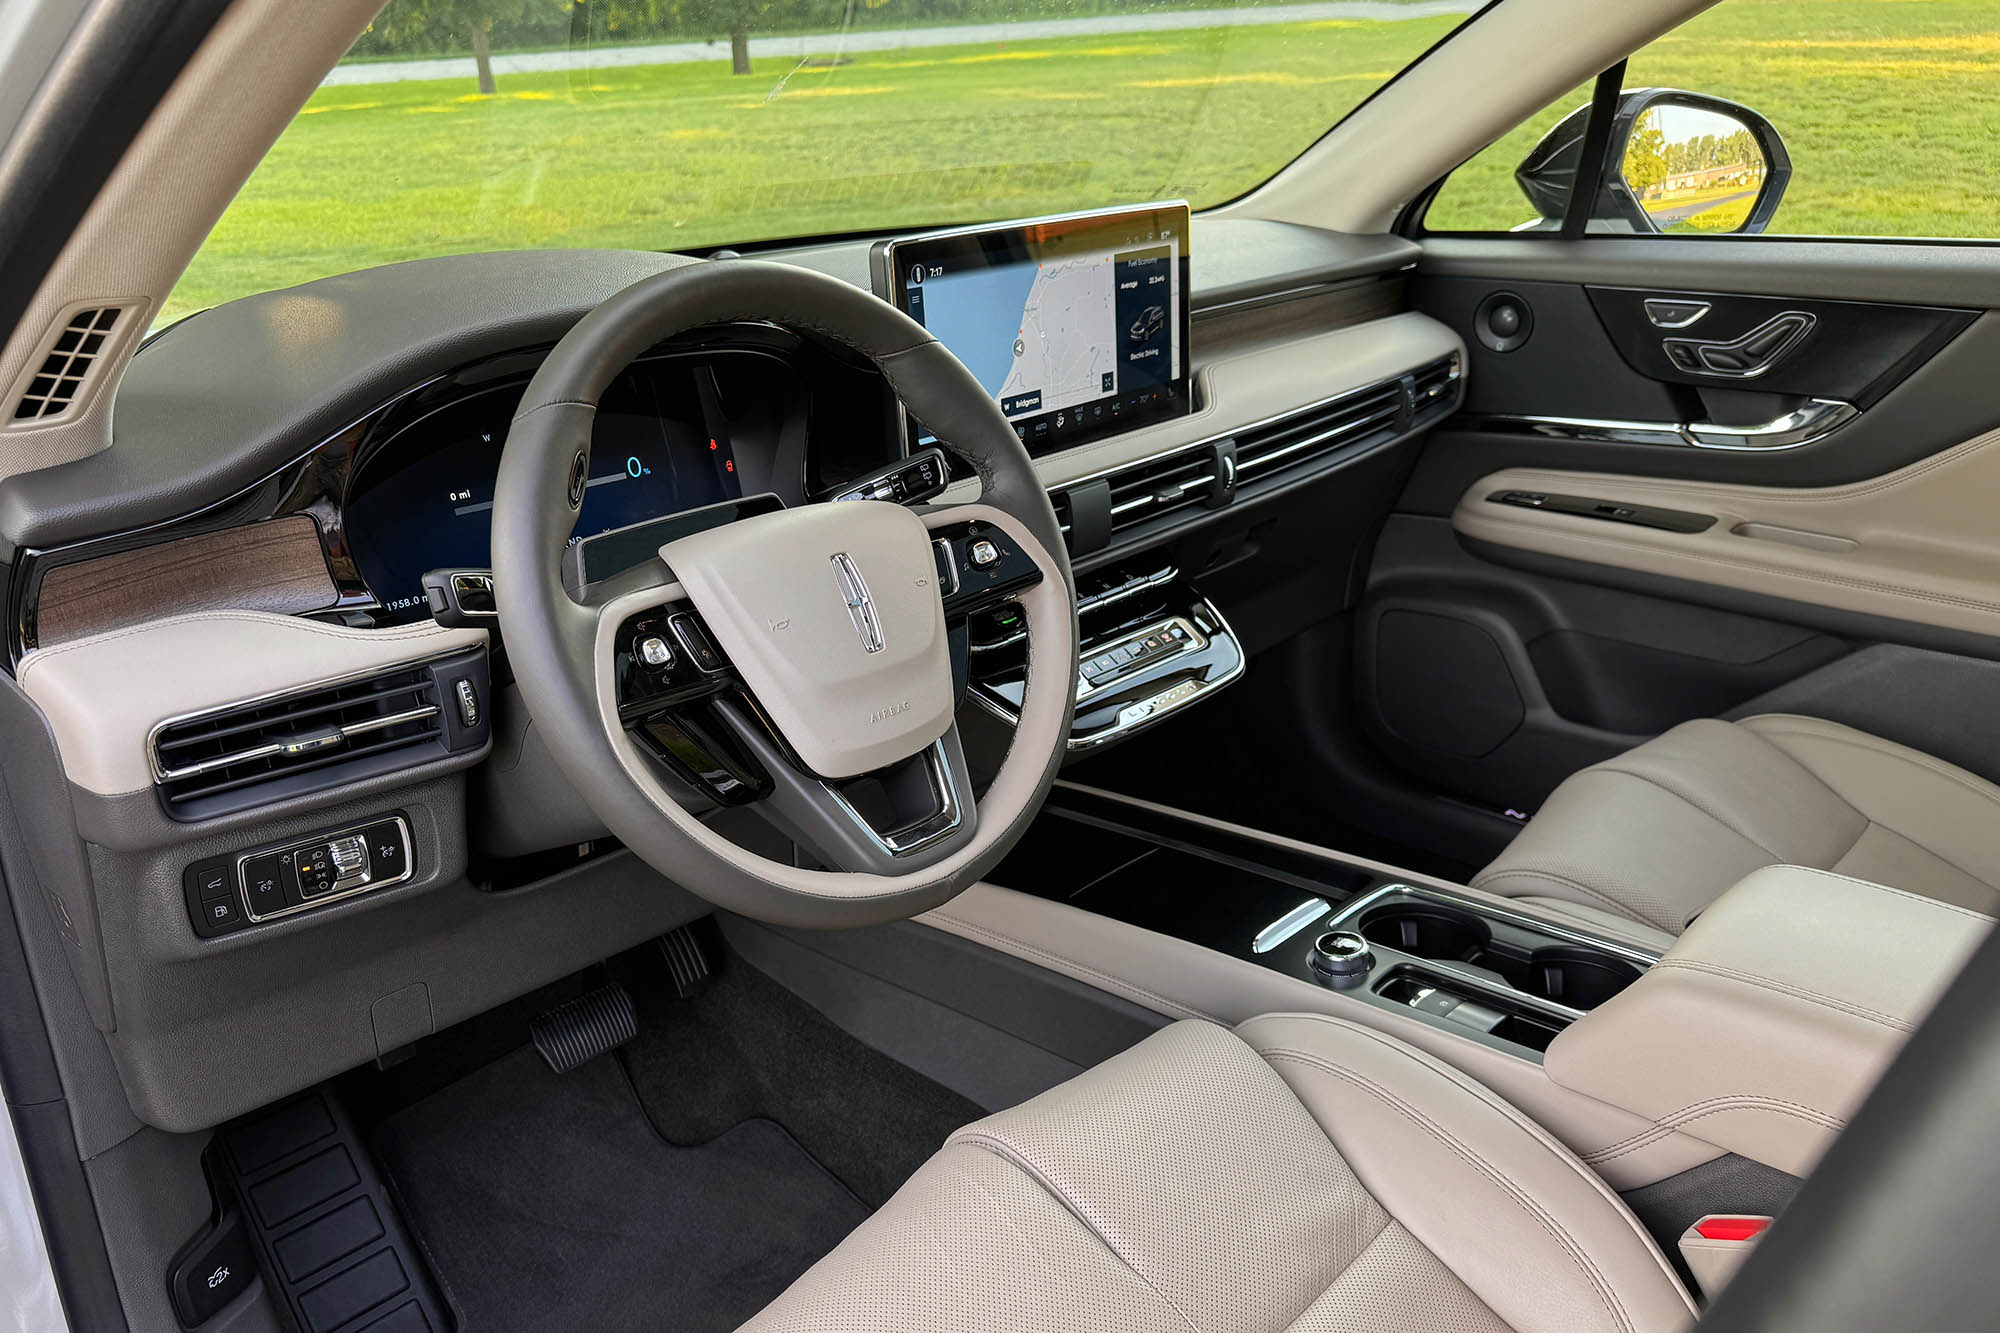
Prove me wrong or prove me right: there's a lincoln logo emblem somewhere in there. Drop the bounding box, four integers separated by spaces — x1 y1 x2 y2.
830 552 885 653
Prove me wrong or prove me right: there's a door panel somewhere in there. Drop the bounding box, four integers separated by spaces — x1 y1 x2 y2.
1358 236 2000 832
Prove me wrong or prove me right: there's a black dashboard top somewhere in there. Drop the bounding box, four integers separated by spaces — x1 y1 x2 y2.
0 223 1419 561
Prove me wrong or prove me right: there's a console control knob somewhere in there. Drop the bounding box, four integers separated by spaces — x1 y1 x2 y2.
1309 931 1374 989
637 635 675 668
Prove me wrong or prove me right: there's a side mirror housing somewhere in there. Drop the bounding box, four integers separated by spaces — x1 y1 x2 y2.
1514 88 1792 235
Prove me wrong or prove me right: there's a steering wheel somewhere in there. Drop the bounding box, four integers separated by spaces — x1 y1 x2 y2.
491 260 1078 928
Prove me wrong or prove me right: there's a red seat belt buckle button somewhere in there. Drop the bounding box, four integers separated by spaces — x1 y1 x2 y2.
1694 1215 1772 1242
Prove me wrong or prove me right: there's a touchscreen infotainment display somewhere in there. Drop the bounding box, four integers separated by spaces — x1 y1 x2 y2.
873 202 1191 456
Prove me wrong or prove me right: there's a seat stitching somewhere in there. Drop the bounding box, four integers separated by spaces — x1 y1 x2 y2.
1652 957 1914 1030
925 914 1217 1022
1583 1096 1846 1164
1725 860 1999 925
1472 868 1676 933
1260 1048 1637 1333
953 1133 1205 1333
1747 716 2000 811
1588 760 1813 862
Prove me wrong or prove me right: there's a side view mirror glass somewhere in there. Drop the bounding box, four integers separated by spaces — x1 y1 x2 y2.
1514 88 1792 235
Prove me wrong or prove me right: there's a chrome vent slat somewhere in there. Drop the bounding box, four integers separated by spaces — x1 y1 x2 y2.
152 665 445 810
1047 357 1461 549
152 677 431 757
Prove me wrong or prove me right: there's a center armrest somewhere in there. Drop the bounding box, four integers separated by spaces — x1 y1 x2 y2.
1543 865 1993 1177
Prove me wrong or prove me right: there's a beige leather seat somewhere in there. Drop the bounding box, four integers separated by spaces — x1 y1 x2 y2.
1475 713 2000 935
744 1015 1694 1332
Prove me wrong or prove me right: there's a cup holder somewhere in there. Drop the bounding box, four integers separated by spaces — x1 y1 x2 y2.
1518 947 1642 1010
1358 901 1642 1012
1359 905 1489 962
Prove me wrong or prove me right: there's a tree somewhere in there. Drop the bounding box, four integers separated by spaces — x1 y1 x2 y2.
1621 113 1669 196
603 0 852 75
364 0 571 92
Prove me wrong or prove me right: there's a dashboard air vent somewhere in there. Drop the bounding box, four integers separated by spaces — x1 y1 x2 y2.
1410 352 1463 420
1105 445 1220 534
8 305 127 425
152 665 444 814
1234 379 1405 480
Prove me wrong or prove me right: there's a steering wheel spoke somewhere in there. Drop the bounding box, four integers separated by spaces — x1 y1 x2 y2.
709 700 980 874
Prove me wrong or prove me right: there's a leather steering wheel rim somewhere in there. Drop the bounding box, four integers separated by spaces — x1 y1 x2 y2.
491 259 1078 928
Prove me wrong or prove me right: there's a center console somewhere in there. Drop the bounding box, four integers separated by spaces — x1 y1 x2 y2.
990 786 1654 1062
966 556 1245 750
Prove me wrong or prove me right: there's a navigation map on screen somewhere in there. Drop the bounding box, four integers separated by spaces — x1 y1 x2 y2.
889 207 1187 454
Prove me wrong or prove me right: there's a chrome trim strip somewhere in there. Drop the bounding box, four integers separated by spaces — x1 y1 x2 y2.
237 814 416 924
1049 356 1453 496
1472 397 1856 453
146 651 467 784
821 739 966 857
1252 898 1333 954
1235 402 1402 474
155 704 440 783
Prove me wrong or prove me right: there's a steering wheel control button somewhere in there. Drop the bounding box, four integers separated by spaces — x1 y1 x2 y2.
667 613 726 672
1309 931 1375 989
637 635 675 669
968 538 1001 568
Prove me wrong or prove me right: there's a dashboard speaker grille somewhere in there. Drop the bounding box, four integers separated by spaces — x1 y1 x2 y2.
152 666 444 813
8 305 129 425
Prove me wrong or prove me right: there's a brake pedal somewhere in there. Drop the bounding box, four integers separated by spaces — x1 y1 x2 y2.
658 924 712 998
530 983 637 1073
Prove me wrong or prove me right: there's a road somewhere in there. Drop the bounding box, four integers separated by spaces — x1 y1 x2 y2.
321 1 1475 87
1649 189 1758 226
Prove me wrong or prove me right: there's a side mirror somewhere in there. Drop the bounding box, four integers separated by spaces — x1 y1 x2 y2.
1514 88 1791 235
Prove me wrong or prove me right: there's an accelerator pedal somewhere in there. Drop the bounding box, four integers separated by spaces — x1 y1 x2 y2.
659 923 712 998
530 983 637 1073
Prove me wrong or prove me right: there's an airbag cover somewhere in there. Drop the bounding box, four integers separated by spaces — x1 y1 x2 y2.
661 502 952 779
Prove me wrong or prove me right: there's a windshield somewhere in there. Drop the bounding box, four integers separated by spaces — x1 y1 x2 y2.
166 0 1482 324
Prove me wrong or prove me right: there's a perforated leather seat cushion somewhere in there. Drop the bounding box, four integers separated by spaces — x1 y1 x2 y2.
1475 713 2000 935
740 1016 1693 1333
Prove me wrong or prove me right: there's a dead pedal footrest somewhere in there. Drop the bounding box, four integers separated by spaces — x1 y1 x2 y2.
530 982 637 1073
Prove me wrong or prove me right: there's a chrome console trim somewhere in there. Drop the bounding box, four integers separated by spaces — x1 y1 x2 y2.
1328 882 1662 969
1252 898 1334 954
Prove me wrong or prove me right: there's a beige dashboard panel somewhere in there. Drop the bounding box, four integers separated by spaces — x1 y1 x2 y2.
1452 424 2000 638
16 610 488 797
939 311 1462 501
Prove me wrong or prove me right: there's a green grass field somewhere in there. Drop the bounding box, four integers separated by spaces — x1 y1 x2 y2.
169 0 2000 323
166 15 1455 321
1428 0 2000 236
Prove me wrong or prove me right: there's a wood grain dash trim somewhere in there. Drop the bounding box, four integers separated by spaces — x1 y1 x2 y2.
35 516 338 648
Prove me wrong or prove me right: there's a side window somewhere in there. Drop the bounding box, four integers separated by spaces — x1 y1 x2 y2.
1424 0 2000 240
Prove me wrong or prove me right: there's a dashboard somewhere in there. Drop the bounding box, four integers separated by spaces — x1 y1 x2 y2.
341 345 873 624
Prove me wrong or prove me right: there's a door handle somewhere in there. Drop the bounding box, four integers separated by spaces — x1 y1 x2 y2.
1663 311 1815 379
1476 397 1857 452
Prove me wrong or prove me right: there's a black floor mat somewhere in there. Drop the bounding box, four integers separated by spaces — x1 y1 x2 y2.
619 951 985 1208
373 1046 869 1333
